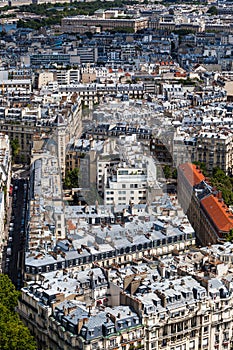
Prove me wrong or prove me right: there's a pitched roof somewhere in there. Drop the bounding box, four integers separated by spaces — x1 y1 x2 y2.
201 195 233 233
179 163 205 187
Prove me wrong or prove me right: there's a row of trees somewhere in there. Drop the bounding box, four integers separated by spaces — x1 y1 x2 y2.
163 165 177 179
193 162 233 206
211 167 233 207
17 0 137 29
0 274 37 350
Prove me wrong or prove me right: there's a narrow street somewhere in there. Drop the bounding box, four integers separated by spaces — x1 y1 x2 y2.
5 178 28 289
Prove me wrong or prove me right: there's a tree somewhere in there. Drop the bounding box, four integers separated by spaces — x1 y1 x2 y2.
211 167 233 206
163 165 172 179
0 274 37 350
172 168 177 179
207 6 218 16
226 229 233 242
64 168 80 189
10 139 20 161
0 274 20 312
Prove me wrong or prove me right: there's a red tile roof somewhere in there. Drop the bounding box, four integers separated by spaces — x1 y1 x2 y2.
67 219 76 231
201 195 233 233
179 163 205 187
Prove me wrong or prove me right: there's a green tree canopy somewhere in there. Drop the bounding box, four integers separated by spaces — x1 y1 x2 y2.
10 139 20 160
163 165 172 179
207 6 218 15
0 274 37 350
0 274 20 312
226 229 233 242
211 167 233 206
64 168 80 189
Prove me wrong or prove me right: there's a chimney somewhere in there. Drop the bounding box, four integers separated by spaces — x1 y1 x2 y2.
63 305 68 316
77 318 89 333
217 191 222 200
95 200 99 214
90 137 94 149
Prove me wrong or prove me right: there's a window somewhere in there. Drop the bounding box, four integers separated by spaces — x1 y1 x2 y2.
118 170 128 175
110 339 116 347
89 329 95 337
191 331 195 338
107 328 115 335
171 324 176 333
189 341 195 349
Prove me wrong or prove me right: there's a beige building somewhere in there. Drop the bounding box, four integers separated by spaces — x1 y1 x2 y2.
38 72 55 89
196 129 233 175
0 105 50 163
62 16 148 33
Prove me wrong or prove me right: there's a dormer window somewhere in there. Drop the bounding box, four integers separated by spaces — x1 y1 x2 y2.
89 329 95 337
107 327 114 335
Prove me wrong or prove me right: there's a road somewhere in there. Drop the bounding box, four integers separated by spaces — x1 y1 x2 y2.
5 178 28 289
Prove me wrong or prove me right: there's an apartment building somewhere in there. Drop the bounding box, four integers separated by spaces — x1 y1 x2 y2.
24 147 195 281
18 246 233 350
55 69 80 85
30 54 71 68
178 163 233 245
0 105 51 163
66 138 104 189
101 135 161 206
196 128 233 175
0 79 32 93
18 266 145 350
59 82 145 106
0 133 11 272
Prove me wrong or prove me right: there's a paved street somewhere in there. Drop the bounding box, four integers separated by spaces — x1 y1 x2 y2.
6 178 28 289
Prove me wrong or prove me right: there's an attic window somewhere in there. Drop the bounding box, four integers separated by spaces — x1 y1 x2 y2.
107 327 114 334
89 329 95 336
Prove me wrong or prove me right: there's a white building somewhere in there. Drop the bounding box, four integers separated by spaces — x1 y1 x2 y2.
102 135 161 206
0 133 11 272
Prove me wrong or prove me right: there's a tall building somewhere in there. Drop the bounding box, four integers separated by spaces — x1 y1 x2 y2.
178 163 233 245
101 135 161 206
